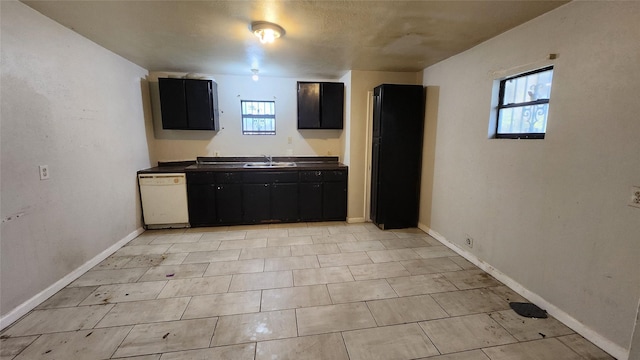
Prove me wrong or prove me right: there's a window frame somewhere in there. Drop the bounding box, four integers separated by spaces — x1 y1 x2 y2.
495 65 554 140
241 100 277 135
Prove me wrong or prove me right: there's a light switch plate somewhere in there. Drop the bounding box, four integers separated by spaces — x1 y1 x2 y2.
39 165 50 180
630 186 640 208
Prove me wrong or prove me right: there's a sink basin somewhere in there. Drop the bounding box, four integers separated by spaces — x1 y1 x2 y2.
243 162 297 168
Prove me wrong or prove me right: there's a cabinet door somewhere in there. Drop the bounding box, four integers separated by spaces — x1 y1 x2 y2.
243 183 271 223
272 183 299 221
297 82 320 129
185 79 215 130
320 83 344 129
299 183 322 221
216 184 243 224
187 183 216 227
323 181 347 220
159 78 188 129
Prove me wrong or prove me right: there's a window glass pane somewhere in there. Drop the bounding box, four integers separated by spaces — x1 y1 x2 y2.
503 68 553 105
498 104 549 134
241 100 276 135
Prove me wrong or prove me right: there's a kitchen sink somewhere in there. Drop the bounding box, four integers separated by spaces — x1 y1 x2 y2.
243 161 297 168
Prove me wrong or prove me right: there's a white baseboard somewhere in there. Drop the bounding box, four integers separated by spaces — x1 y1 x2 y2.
347 217 366 224
0 227 144 331
417 223 628 360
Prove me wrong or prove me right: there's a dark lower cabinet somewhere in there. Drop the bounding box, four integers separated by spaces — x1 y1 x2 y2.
187 184 216 226
187 168 347 227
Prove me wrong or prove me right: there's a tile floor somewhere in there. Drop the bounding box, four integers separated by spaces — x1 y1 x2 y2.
0 222 616 359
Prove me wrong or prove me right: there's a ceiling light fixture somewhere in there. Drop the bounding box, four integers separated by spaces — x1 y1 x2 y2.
251 69 259 81
251 21 285 44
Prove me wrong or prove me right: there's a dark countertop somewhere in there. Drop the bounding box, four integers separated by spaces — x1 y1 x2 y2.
137 157 347 174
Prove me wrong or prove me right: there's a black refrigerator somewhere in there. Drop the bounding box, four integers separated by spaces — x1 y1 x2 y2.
370 84 425 230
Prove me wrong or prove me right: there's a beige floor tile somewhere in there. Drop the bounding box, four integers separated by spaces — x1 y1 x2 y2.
113 355 161 360
13 327 131 360
261 285 332 311
448 256 477 270
126 235 156 246
432 289 509 316
2 305 114 336
327 279 397 303
367 294 449 326
482 338 583 360
96 297 190 327
267 236 313 246
234 224 270 230
264 255 319 271
256 333 349 360
200 231 247 241
296 302 376 336
311 233 358 244
400 258 462 275
293 266 354 286
419 314 516 354
353 231 399 241
413 245 458 259
327 224 370 234
317 252 372 267
160 343 256 360
349 262 410 280
165 241 221 253
416 350 490 360
185 225 229 233
229 270 293 291
557 334 616 360
290 243 340 256
343 323 439 360
211 310 297 346
239 246 291 259
182 291 261 318
366 248 422 263
489 310 574 341
69 267 148 287
95 256 134 270
380 237 433 249
157 275 231 298
80 281 166 305
204 259 265 276
113 318 217 358
36 286 97 309
139 264 208 281
114 244 172 256
288 226 331 237
487 285 528 304
123 253 185 267
150 233 202 244
338 240 386 252
389 228 426 236
0 336 38 359
387 274 458 296
270 222 311 229
181 249 242 264
245 229 289 239
441 269 501 290
217 238 267 250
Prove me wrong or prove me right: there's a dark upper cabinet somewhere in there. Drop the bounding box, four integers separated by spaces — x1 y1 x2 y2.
158 78 219 130
297 82 344 129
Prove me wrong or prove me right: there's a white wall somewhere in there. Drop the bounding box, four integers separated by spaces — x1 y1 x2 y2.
0 1 151 320
146 72 343 164
420 1 640 357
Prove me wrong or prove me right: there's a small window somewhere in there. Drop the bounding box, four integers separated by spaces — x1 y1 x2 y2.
496 66 554 139
241 100 276 135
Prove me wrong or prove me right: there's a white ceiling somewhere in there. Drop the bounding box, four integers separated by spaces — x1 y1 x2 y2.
22 0 569 79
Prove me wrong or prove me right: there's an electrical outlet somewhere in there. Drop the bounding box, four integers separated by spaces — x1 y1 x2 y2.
39 165 50 180
630 186 640 208
287 136 292 144
464 234 473 248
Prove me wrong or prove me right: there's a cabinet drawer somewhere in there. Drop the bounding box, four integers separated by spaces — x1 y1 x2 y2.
323 170 347 182
299 171 323 182
187 171 215 184
244 171 298 184
216 172 242 183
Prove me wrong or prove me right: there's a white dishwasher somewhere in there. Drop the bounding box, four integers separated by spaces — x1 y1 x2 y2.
138 173 189 229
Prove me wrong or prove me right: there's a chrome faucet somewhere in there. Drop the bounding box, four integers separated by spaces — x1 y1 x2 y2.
262 154 273 165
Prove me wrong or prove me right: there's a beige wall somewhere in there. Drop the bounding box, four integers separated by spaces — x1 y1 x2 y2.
420 1 640 356
146 72 343 164
345 70 422 222
0 2 151 319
